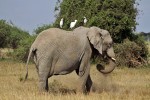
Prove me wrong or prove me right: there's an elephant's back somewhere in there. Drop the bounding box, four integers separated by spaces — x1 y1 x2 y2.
37 28 69 39
33 28 66 44
31 28 85 51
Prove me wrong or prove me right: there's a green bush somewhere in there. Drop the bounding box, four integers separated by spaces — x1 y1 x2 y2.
8 26 30 49
34 24 53 34
0 20 11 47
114 38 148 68
0 19 30 48
13 35 36 62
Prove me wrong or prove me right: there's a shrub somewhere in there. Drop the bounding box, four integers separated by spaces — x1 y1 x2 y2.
0 20 11 47
114 38 148 68
0 19 30 48
34 24 53 34
13 35 36 62
8 26 30 49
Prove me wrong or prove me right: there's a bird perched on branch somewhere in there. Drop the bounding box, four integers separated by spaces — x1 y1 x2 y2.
60 18 63 28
83 17 87 25
70 20 77 29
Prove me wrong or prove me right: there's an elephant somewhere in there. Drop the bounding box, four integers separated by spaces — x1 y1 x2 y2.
24 26 116 93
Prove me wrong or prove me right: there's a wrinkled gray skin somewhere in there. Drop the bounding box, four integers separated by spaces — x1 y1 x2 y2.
25 26 116 93
73 26 116 74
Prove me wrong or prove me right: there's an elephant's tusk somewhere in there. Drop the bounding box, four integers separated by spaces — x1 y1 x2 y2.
111 57 116 61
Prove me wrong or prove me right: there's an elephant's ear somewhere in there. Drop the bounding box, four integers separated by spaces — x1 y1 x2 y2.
87 27 103 55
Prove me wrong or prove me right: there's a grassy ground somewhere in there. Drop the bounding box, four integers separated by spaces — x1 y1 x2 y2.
0 60 150 100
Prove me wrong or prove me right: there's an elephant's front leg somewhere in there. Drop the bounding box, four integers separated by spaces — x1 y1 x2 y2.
76 63 90 93
86 75 93 93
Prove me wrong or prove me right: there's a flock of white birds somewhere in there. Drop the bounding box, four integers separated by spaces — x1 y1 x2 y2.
59 17 87 29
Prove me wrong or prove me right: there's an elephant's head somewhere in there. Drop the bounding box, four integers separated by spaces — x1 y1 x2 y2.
74 26 116 74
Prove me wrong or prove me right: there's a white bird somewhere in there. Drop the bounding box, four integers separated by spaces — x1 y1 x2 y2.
83 17 87 25
70 20 77 29
60 18 63 28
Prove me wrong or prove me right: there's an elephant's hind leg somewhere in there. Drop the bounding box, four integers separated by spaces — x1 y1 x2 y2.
38 59 51 92
39 77 49 92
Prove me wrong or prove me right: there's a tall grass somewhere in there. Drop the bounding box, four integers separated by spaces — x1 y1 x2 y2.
0 61 150 100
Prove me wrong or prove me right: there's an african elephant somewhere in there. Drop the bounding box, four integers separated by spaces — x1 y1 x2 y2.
73 26 116 74
24 26 116 93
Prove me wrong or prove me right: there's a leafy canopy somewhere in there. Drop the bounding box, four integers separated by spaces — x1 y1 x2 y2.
54 0 138 43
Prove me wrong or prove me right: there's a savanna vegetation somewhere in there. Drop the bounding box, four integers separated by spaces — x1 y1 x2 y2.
0 0 150 99
0 61 150 100
0 20 36 61
56 0 149 67
37 0 149 67
0 0 149 67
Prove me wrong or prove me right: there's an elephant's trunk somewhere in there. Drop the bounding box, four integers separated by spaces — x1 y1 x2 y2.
96 58 116 74
97 47 116 74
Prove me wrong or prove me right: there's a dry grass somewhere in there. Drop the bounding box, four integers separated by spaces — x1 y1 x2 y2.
0 48 13 62
0 61 150 100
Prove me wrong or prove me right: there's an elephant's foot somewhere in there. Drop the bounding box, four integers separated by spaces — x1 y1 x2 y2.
39 79 49 92
86 75 93 93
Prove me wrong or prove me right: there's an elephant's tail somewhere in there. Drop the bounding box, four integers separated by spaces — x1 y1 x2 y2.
24 48 36 82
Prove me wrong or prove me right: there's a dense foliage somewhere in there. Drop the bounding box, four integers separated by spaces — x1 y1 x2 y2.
53 0 149 67
34 24 53 34
13 35 36 62
0 20 30 48
0 20 11 47
54 0 138 43
0 19 35 61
